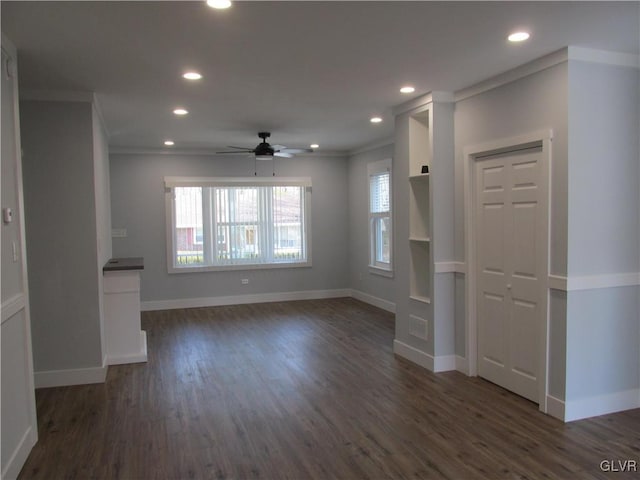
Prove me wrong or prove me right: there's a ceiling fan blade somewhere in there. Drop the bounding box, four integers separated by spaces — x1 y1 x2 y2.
226 146 254 150
274 152 293 158
279 148 313 154
216 150 253 154
271 145 287 151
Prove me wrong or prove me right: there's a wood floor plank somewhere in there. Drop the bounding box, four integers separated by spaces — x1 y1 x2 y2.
18 298 640 479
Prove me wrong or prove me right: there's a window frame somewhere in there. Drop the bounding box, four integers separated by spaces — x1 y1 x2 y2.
165 176 312 273
367 159 393 277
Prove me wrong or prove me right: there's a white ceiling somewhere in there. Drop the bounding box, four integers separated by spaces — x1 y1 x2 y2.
2 1 639 154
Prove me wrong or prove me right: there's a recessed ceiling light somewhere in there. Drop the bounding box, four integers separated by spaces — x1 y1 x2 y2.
310 144 319 149
164 140 175 146
206 0 231 9
508 31 530 42
370 117 383 124
400 86 415 94
173 108 189 116
183 72 202 80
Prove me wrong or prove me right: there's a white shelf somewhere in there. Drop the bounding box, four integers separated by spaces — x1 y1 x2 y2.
410 295 432 305
409 237 431 243
409 173 430 181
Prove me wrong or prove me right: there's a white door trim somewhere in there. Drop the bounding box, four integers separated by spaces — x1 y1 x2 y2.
463 129 552 413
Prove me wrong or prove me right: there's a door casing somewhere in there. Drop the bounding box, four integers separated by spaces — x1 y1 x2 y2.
463 130 552 412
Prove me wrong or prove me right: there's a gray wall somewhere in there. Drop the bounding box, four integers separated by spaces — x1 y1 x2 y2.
453 56 640 413
20 99 105 371
454 62 569 275
347 143 396 306
454 62 569 399
567 61 639 276
110 152 349 303
564 60 639 410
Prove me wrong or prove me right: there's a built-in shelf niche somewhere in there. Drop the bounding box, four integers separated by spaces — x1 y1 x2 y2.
394 92 455 372
409 111 431 176
409 175 430 240
408 108 431 306
409 240 430 304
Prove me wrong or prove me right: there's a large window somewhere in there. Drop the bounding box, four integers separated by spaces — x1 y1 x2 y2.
368 159 392 275
166 177 311 272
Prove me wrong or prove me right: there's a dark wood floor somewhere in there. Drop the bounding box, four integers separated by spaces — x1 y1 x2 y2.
19 298 640 479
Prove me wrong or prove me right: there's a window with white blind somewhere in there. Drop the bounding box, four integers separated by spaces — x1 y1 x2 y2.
165 177 311 272
368 159 393 275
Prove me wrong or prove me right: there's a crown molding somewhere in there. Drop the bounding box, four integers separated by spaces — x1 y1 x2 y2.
19 89 94 102
455 46 639 104
567 46 640 69
348 136 394 156
392 90 454 117
109 146 348 158
455 48 570 103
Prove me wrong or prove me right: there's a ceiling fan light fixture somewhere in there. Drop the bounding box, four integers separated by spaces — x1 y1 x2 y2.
206 0 232 9
255 154 274 161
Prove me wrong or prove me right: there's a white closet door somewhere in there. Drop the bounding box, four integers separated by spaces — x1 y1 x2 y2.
475 147 545 402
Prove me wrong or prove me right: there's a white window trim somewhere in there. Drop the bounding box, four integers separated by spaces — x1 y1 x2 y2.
165 176 312 273
367 158 393 277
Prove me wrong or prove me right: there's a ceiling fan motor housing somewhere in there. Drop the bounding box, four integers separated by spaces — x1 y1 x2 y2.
255 143 274 156
255 131 274 157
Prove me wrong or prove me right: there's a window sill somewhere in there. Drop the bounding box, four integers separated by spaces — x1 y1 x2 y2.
368 265 394 278
169 261 312 274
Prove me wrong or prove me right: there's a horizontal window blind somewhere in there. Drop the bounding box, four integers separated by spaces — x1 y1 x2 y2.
370 171 390 214
166 177 311 272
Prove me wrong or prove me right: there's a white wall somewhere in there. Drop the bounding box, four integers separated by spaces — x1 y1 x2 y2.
92 103 112 363
109 152 350 306
347 143 396 311
20 99 107 382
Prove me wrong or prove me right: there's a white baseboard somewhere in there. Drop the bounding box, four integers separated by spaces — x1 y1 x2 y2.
1 425 36 480
394 340 434 370
433 354 456 372
393 340 456 373
350 289 396 313
141 288 352 311
546 395 566 421
34 363 108 389
106 331 147 366
564 388 640 422
455 355 469 375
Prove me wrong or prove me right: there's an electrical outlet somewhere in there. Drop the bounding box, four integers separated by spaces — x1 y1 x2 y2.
241 279 249 285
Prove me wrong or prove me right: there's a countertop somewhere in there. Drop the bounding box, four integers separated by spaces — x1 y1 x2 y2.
103 257 144 272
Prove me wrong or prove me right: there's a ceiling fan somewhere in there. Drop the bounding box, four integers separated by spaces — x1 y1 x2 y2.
216 132 314 160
